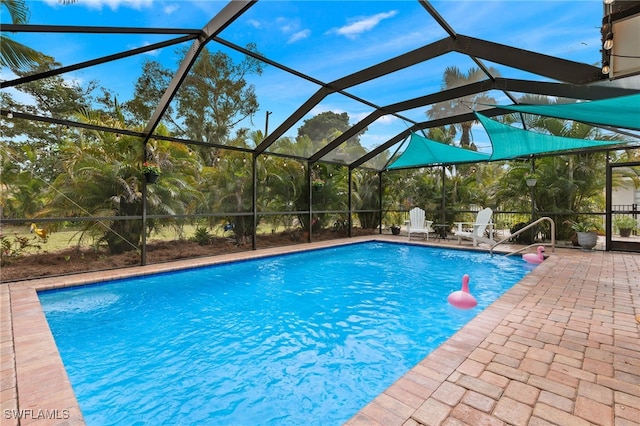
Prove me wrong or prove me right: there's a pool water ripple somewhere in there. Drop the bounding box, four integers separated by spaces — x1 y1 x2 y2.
39 242 531 425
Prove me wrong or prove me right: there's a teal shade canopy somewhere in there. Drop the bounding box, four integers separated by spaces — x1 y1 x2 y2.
495 93 640 131
386 115 628 170
475 113 625 160
387 133 491 170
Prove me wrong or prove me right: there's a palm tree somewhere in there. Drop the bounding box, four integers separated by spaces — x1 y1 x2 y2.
206 149 254 244
426 66 499 149
47 106 200 253
0 0 54 70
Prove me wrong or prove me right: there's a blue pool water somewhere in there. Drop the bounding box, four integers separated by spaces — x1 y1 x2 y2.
39 242 530 425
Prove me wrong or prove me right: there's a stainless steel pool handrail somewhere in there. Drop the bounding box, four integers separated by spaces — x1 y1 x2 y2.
490 217 555 256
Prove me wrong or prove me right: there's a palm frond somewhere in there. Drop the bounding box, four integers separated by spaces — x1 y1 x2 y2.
0 35 51 70
2 0 29 24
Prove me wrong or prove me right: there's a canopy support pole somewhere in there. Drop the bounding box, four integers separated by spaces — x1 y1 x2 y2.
378 171 383 235
349 169 354 238
530 158 536 242
441 166 446 224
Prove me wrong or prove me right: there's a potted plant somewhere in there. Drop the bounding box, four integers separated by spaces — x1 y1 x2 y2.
613 216 637 237
312 178 325 191
390 224 401 235
564 220 599 250
142 161 161 183
524 172 539 187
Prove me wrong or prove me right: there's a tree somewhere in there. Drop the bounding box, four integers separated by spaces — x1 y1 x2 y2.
45 107 145 253
0 142 50 219
296 111 367 160
426 66 499 149
264 112 366 233
298 111 356 143
0 59 93 220
0 0 78 70
124 60 174 124
46 107 201 254
205 148 254 245
352 169 380 229
128 45 264 166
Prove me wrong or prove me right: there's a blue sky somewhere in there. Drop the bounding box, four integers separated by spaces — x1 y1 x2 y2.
4 0 607 156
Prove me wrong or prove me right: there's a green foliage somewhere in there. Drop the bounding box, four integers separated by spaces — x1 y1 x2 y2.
0 234 42 266
129 46 263 166
426 66 500 148
297 111 366 146
352 169 380 229
191 227 213 246
564 220 599 233
509 222 536 244
0 0 54 70
142 162 161 175
124 59 174 123
613 216 637 231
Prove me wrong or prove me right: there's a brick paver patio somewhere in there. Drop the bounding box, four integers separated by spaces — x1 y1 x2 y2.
2 236 639 425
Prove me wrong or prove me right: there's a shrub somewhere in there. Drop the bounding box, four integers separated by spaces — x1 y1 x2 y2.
191 227 213 246
509 222 536 244
613 216 637 231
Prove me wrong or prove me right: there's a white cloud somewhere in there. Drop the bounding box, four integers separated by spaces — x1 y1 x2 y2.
163 4 179 15
373 115 399 125
330 10 398 39
139 41 161 56
288 30 311 44
277 17 299 34
351 111 371 122
273 16 311 44
247 19 262 29
43 0 154 11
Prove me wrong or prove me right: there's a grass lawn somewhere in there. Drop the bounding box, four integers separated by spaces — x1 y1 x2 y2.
1 221 293 255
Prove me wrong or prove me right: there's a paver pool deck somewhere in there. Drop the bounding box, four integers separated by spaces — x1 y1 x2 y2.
1 235 639 425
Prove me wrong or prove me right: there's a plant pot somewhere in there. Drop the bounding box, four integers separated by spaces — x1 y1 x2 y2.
576 231 597 250
144 172 159 184
619 228 632 238
391 227 401 235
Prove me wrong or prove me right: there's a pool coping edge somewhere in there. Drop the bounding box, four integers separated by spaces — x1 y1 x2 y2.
3 236 548 425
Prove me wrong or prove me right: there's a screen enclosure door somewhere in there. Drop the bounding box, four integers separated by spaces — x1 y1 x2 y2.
607 161 640 252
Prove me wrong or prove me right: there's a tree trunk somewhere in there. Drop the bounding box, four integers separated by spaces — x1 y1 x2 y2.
103 199 142 254
460 122 473 148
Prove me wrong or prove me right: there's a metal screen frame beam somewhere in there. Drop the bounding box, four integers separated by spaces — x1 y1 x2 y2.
258 34 606 162
1 35 198 88
142 0 257 141
1 23 201 34
253 38 457 154
453 35 603 84
324 78 637 167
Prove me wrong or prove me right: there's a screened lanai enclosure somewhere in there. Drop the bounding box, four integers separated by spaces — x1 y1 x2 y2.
1 0 639 281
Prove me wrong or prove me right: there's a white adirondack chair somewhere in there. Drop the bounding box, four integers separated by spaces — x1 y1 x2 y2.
454 207 496 247
408 207 434 240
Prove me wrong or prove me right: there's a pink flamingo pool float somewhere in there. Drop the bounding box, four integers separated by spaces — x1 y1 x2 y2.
447 274 477 309
523 246 545 264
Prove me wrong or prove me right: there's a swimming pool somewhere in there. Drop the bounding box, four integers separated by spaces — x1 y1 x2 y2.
39 242 531 425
